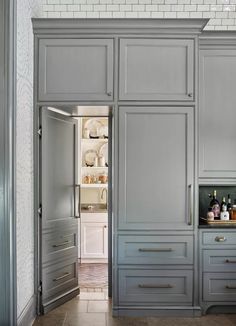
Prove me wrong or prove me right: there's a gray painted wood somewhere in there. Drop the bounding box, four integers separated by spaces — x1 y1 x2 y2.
118 106 194 230
41 108 79 311
118 269 193 304
32 18 209 36
203 272 236 301
203 249 236 272
199 49 236 179
38 38 113 102
119 39 194 101
0 0 16 325
118 235 193 265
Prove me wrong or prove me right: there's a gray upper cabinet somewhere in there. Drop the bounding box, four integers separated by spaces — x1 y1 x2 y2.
199 49 236 179
118 106 194 230
119 38 194 101
38 38 114 101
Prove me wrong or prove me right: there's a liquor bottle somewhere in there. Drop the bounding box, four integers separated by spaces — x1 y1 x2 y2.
227 194 232 218
210 190 220 219
220 197 227 212
220 205 229 221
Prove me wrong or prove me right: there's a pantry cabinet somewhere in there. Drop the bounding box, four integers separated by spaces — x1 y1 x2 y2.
199 36 236 180
38 38 114 102
118 106 194 230
119 38 194 101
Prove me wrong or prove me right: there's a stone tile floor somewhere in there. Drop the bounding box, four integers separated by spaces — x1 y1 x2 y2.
33 289 236 326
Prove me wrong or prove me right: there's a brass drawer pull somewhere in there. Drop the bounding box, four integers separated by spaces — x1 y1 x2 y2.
53 272 70 282
52 240 70 248
138 248 172 252
225 285 236 290
225 259 236 264
138 284 173 289
215 236 226 242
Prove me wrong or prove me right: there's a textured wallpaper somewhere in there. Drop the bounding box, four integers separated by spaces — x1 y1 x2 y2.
16 0 42 318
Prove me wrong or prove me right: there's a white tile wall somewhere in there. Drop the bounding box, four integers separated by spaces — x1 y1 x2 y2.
42 0 236 29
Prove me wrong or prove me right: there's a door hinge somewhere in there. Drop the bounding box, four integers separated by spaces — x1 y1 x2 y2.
37 127 42 137
38 282 42 294
38 204 42 217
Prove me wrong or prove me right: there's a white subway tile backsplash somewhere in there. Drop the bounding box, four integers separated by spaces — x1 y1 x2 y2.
40 0 236 30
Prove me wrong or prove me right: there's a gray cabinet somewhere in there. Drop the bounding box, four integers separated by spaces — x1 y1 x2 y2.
118 106 194 230
38 39 114 101
119 39 194 101
200 229 236 312
199 49 236 179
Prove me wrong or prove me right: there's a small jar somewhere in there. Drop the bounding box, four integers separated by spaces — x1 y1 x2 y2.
207 208 214 222
231 202 236 220
99 172 108 184
84 174 91 184
98 155 105 167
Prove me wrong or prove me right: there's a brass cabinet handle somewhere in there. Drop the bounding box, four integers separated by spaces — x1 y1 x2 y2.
188 93 193 97
52 240 70 248
107 92 112 96
74 184 80 218
225 259 236 264
53 272 70 282
225 285 236 290
138 284 173 289
215 236 226 242
188 184 193 226
104 225 107 228
138 248 172 252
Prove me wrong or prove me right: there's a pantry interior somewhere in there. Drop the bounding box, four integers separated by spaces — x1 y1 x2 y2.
77 116 109 290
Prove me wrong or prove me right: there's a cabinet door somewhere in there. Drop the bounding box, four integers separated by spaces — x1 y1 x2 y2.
38 39 113 101
81 222 108 259
119 39 194 101
118 106 194 230
199 50 236 179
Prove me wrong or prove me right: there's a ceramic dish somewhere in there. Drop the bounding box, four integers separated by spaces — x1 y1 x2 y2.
84 149 98 166
84 118 104 138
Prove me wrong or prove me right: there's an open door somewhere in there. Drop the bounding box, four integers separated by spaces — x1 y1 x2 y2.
40 108 80 314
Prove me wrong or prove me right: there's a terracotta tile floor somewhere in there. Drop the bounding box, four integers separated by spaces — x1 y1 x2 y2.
33 289 236 326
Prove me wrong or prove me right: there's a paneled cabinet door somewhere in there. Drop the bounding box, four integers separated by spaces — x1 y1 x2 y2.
119 39 194 101
38 39 113 101
81 222 108 259
199 50 236 179
118 106 194 230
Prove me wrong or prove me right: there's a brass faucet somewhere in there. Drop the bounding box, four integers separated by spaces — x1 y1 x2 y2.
101 188 108 210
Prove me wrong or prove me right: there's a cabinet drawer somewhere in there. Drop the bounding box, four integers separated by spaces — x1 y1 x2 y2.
118 235 193 265
202 232 236 246
42 258 78 301
38 38 113 101
42 230 77 264
118 269 193 305
203 273 236 302
203 249 236 272
119 38 194 101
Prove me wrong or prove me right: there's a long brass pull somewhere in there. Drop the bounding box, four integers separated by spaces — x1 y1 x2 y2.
188 184 193 226
52 240 70 248
225 285 236 289
139 248 172 252
215 236 226 242
53 272 70 282
138 284 173 289
74 184 80 218
225 259 236 264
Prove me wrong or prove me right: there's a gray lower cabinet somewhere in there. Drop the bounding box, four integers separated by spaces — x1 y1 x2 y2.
118 106 194 230
199 48 236 179
200 229 236 312
38 38 114 101
118 269 193 305
119 38 194 101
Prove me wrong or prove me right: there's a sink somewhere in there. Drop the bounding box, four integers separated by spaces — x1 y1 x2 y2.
81 203 107 213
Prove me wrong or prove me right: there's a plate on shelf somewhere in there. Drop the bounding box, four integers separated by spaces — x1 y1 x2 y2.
99 143 108 166
84 118 104 138
84 149 98 167
98 125 108 139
